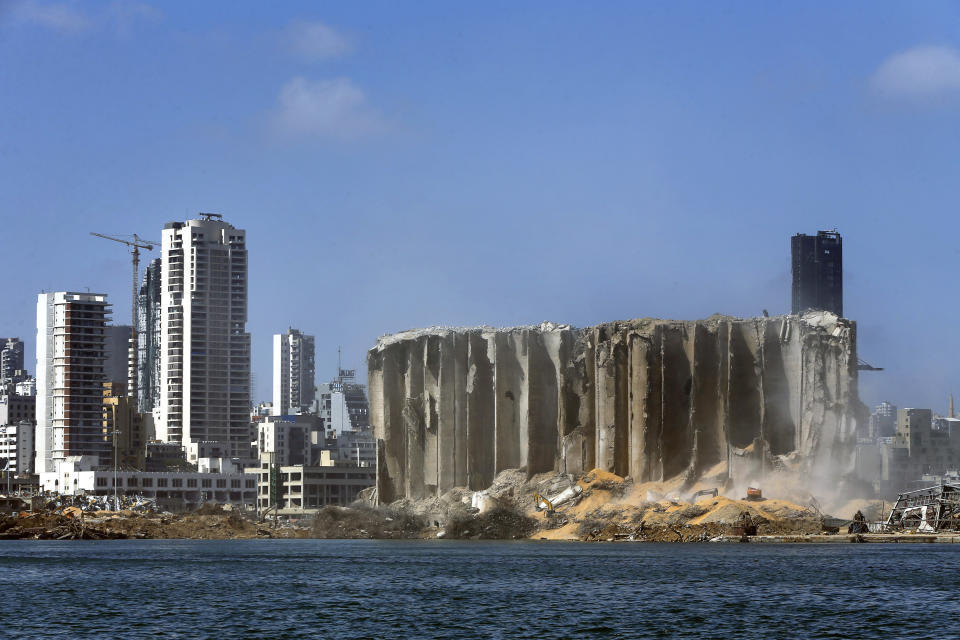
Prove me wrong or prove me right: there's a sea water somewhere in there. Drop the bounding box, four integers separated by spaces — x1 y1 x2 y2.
2 540 957 639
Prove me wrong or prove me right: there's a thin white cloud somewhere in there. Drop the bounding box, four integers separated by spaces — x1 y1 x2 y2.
871 45 960 99
282 20 351 61
271 77 385 140
9 0 91 33
2 0 159 34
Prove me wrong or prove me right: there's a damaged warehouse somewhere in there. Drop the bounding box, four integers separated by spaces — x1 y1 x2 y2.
368 312 866 502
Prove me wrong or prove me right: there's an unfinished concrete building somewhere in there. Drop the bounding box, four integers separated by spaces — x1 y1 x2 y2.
368 312 864 502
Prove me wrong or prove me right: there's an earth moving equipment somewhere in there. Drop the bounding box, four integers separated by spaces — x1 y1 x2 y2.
533 492 555 515
690 488 718 502
534 484 583 516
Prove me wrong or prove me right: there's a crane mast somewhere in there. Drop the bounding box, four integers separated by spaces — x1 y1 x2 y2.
90 232 157 402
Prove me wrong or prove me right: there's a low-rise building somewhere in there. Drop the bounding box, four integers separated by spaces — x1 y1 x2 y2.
41 456 257 511
145 441 189 471
325 428 376 466
253 456 375 515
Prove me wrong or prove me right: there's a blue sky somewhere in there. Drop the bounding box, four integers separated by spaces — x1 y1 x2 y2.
2 1 960 410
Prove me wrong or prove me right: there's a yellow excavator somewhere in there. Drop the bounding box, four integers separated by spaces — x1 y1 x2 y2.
533 492 556 516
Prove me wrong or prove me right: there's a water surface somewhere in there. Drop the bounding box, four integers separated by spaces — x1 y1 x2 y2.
2 540 956 639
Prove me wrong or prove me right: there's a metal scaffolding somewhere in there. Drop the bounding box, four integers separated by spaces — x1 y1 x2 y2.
136 258 162 414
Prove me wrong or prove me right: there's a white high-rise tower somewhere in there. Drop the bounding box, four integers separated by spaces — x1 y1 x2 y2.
158 214 250 461
35 291 111 473
272 328 315 416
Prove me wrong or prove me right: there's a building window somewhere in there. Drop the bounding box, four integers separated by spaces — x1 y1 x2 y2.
127 477 138 487
96 477 107 487
216 479 226 489
231 479 240 488
157 478 168 488
142 478 153 487
187 479 197 488
172 478 183 487
202 479 212 488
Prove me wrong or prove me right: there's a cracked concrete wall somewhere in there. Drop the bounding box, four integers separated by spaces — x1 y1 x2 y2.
368 313 863 501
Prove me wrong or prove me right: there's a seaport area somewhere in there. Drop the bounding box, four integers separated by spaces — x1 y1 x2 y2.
4 467 960 543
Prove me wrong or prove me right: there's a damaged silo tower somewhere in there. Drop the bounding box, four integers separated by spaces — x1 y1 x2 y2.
368 313 863 502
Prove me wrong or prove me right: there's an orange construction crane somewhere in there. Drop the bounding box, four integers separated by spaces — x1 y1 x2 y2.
90 232 158 400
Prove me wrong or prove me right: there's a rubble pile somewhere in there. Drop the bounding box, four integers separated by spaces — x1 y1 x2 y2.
531 468 824 541
0 501 312 540
310 505 427 539
0 512 130 540
354 465 823 541
442 506 537 540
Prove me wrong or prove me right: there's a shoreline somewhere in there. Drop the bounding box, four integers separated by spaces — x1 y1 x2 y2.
4 513 959 544
5 535 960 543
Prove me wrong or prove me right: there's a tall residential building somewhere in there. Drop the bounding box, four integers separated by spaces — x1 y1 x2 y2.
137 258 162 414
0 388 37 473
158 214 251 461
791 230 843 316
0 338 24 381
0 422 34 474
0 393 36 427
35 292 112 473
272 328 315 416
869 401 897 439
313 369 370 434
257 416 310 466
105 325 132 385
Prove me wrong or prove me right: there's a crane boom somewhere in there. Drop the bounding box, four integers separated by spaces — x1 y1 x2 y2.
90 232 158 403
90 232 155 251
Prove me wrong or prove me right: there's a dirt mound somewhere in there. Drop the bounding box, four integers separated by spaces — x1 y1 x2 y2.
311 506 427 539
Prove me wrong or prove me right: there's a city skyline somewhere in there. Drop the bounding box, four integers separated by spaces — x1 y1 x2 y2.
3 2 960 412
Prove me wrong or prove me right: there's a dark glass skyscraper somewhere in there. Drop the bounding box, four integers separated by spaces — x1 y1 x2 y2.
791 230 842 316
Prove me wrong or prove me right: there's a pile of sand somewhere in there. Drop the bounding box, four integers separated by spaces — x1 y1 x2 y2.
529 468 822 540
